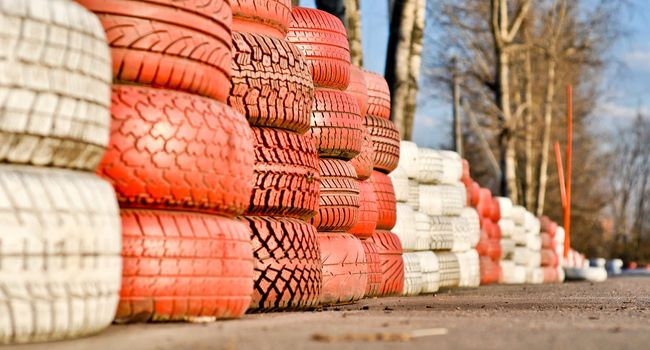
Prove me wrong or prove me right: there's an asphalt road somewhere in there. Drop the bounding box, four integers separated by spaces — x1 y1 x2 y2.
10 276 650 350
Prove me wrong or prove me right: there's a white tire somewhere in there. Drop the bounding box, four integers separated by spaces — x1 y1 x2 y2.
0 0 111 171
513 265 527 284
415 148 443 184
498 218 516 238
407 179 419 210
414 251 439 293
500 239 516 259
557 266 566 282
513 247 530 266
527 233 542 251
510 206 527 226
461 208 480 248
439 150 462 184
511 225 527 245
555 226 566 243
0 165 121 344
526 267 544 284
394 203 417 251
528 250 542 268
435 252 460 288
398 141 419 178
389 167 409 203
419 184 465 216
456 250 480 288
450 215 470 252
414 212 432 251
402 252 423 296
430 215 454 250
524 212 540 234
496 197 513 219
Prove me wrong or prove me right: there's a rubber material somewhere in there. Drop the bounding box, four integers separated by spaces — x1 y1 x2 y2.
311 159 360 232
541 248 559 267
480 257 500 285
393 203 417 251
365 115 400 173
416 148 443 184
0 0 111 171
288 7 350 89
419 184 466 216
97 86 254 217
415 251 440 294
407 179 420 210
242 216 322 311
361 240 382 297
346 65 368 119
307 88 363 159
0 165 120 344
456 250 480 288
398 141 419 178
229 31 314 134
247 127 320 219
402 252 423 296
318 233 367 305
370 171 397 230
347 180 378 239
436 252 460 288
79 0 232 102
349 127 374 180
118 210 253 322
363 71 391 119
439 150 463 184
430 216 455 250
415 212 433 251
389 167 409 202
368 231 404 296
231 0 291 38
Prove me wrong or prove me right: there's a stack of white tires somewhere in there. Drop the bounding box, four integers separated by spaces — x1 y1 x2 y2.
390 142 479 295
0 0 121 344
498 199 543 284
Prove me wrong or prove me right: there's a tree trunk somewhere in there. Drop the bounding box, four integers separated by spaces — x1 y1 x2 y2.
524 46 535 211
385 0 416 137
536 59 556 216
402 0 425 140
344 0 363 66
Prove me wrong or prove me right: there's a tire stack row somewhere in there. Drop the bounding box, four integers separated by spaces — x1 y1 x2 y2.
287 7 368 305
80 0 256 322
228 1 322 312
497 199 542 284
539 216 565 283
389 143 480 295
1 0 121 343
462 169 502 285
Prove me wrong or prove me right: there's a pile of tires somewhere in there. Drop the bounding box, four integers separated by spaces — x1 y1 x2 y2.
0 0 123 343
539 216 565 283
80 0 256 322
389 143 480 296
462 166 502 285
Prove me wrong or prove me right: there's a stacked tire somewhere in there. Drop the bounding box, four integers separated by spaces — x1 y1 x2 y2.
540 216 565 283
0 0 122 343
288 7 368 305
227 1 323 312
79 0 255 322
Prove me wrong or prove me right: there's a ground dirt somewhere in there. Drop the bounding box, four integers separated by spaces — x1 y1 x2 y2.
10 276 650 350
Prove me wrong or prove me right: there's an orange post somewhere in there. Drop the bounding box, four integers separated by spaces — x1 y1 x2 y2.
554 142 567 209
564 85 573 258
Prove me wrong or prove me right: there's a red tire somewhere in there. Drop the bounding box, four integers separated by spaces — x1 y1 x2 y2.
307 88 364 159
461 159 471 182
231 0 292 39
287 7 350 90
98 86 254 217
349 127 374 180
229 31 314 134
542 266 560 283
540 216 558 236
369 171 397 230
347 65 368 119
79 0 232 102
541 249 559 267
365 115 400 173
347 180 378 239
476 229 490 256
311 159 360 232
487 238 502 261
247 127 320 219
242 216 322 311
490 197 501 222
364 71 390 119
541 233 556 250
480 257 500 285
118 210 253 322
318 233 367 305
368 231 404 296
361 240 382 297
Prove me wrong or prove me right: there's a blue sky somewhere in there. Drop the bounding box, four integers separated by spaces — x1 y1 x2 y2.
298 0 650 147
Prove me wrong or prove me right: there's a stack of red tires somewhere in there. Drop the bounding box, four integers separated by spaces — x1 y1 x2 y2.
228 0 322 311
79 0 256 322
540 216 565 283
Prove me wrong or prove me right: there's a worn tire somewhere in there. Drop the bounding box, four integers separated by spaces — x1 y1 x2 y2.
318 233 367 305
365 115 400 173
394 203 417 251
242 216 322 311
231 0 291 38
229 31 314 134
118 210 253 322
407 179 420 210
247 127 320 219
419 184 466 216
370 171 397 230
347 180 378 239
97 86 254 216
78 0 232 102
436 252 460 289
402 252 423 296
415 212 432 251
307 89 363 159
361 240 382 297
364 71 390 119
415 251 440 294
368 231 404 296
416 148 443 184
430 215 455 250
349 127 374 180
311 159 360 232
346 65 368 119
0 165 120 344
0 0 111 171
287 7 350 89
